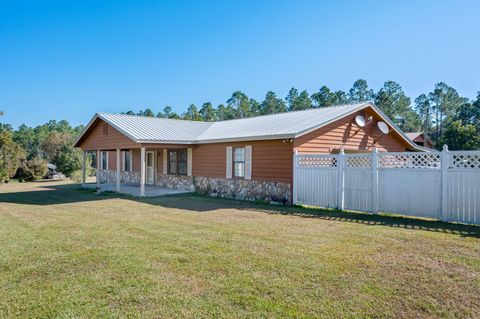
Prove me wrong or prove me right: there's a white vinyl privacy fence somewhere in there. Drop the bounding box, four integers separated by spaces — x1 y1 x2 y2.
293 147 480 225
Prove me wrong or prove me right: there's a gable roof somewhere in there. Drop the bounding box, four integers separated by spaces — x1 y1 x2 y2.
406 132 422 140
74 102 423 150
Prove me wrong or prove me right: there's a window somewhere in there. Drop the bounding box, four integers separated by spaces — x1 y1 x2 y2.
233 147 245 178
168 149 188 175
101 151 108 170
123 151 132 172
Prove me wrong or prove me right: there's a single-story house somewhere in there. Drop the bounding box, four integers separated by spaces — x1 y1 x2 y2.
406 132 433 149
74 102 422 203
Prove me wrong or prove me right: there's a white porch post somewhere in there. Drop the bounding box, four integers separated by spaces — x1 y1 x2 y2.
96 150 101 189
140 147 146 196
116 148 121 192
82 151 87 186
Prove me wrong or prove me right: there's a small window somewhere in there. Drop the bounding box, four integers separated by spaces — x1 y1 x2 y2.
233 147 245 178
101 151 108 170
168 149 187 175
124 151 132 172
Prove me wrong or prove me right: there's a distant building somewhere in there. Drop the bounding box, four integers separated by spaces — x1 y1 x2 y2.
406 132 433 149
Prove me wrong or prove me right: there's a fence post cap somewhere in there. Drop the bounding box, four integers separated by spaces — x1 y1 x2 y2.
442 144 449 151
372 147 378 153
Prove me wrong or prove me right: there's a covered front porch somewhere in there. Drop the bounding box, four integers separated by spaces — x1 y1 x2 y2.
80 145 193 197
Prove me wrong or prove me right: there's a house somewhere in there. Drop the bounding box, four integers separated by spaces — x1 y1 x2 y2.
406 132 433 149
74 102 422 203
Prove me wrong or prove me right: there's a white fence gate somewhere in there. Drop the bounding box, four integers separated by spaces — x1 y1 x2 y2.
293 147 480 225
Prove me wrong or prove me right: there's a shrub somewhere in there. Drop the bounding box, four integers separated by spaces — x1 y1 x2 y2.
16 157 48 182
0 131 25 183
53 144 82 177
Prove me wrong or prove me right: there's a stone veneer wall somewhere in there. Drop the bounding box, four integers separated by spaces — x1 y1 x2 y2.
98 169 140 185
98 170 291 204
194 176 291 204
156 174 194 190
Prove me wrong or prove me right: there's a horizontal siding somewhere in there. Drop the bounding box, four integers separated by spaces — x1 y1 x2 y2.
79 119 138 150
294 108 408 153
193 140 294 183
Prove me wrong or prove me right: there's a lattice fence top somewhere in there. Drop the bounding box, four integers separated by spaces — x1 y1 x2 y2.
450 153 480 169
379 153 441 169
297 155 337 168
345 155 371 168
296 151 480 170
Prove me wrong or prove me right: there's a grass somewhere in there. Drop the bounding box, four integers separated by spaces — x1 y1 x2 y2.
0 181 479 318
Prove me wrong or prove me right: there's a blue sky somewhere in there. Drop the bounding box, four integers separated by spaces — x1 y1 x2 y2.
0 0 479 128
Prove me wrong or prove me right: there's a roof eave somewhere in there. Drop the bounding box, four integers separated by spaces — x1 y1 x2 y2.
194 134 295 144
293 101 425 152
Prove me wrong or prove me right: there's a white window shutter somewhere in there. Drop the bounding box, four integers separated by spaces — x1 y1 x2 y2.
106 152 109 170
162 149 168 174
121 151 125 171
245 145 252 180
226 147 233 179
187 148 193 176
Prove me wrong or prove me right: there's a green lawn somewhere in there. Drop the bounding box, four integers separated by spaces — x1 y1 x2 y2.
0 181 479 318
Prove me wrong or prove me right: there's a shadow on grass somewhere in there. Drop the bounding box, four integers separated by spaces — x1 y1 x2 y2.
142 194 480 239
0 183 113 205
1 182 479 238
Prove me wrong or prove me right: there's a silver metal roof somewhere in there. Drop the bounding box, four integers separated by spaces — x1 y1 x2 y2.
197 103 368 142
76 102 422 150
97 113 212 143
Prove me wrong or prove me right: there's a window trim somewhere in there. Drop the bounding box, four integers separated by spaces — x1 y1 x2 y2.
233 147 245 178
100 151 109 170
167 149 188 176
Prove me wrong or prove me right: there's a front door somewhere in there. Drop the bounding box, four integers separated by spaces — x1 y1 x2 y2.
146 151 155 185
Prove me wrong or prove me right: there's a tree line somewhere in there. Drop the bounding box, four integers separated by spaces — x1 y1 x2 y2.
0 119 87 182
1 79 479 182
124 79 480 150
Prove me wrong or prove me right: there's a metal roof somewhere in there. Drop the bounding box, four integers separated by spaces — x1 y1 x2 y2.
97 113 212 143
406 132 422 140
75 102 422 150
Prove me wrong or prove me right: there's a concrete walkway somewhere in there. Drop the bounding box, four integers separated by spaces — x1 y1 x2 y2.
82 183 193 197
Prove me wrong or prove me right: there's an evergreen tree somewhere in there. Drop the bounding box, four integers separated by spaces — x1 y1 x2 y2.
348 79 374 102
260 91 287 115
199 102 217 121
286 88 312 111
374 81 420 132
311 86 349 107
183 104 201 121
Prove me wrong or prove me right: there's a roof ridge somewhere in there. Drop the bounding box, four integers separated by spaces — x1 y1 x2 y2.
97 112 212 125
214 102 371 123
97 102 371 125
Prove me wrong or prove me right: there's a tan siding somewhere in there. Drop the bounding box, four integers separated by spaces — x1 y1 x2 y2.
78 119 138 151
294 108 408 153
193 140 293 183
108 151 116 170
132 149 141 172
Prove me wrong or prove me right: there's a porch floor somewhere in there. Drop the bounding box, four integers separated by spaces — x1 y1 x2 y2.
82 183 193 197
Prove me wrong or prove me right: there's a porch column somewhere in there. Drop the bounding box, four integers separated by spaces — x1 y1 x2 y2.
82 150 86 186
116 148 121 192
96 150 101 189
140 147 146 196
